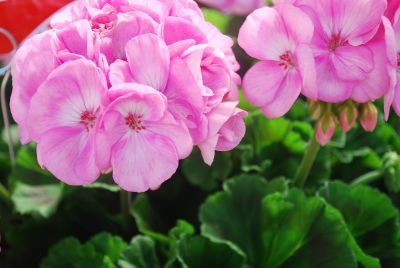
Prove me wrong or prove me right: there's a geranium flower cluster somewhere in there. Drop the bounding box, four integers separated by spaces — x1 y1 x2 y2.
10 0 246 192
239 0 400 145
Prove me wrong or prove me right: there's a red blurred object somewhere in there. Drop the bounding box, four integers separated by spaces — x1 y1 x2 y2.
0 0 73 53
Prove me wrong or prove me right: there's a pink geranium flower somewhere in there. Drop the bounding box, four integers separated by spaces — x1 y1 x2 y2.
238 4 316 118
302 0 387 102
11 0 245 192
102 83 192 192
26 59 108 185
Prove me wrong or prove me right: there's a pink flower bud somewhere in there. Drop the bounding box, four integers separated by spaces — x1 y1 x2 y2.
316 114 336 146
339 103 358 132
360 103 378 132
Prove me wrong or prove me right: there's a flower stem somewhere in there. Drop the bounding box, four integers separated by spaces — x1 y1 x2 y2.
351 170 382 186
294 133 320 188
120 190 132 236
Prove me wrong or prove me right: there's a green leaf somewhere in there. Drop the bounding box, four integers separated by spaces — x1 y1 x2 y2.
319 181 397 237
41 236 118 268
200 176 360 268
118 236 160 268
260 190 356 268
177 236 245 268
182 148 232 191
9 146 63 218
319 181 400 266
88 233 127 263
169 220 195 241
199 175 288 264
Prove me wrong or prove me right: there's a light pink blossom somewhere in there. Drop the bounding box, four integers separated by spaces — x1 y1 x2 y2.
102 83 192 192
238 4 316 118
11 0 245 192
299 0 387 102
27 59 108 185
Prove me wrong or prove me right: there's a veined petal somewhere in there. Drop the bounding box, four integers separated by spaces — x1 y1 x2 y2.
243 60 287 108
261 69 302 118
125 34 170 91
146 112 193 159
162 16 207 45
109 59 134 85
111 131 179 192
238 7 291 61
37 127 99 185
27 59 107 141
315 55 353 102
331 45 373 81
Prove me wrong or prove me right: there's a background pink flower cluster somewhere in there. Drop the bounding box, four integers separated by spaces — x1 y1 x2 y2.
238 0 400 144
10 0 246 192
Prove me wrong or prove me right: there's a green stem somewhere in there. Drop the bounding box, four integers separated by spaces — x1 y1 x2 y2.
351 170 382 186
0 182 11 204
294 134 321 188
120 190 132 236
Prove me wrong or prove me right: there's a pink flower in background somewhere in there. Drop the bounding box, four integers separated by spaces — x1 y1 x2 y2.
11 0 245 192
238 4 316 118
197 0 264 15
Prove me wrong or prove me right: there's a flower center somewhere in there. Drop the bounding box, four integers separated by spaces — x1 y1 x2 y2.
125 113 145 132
80 111 96 130
278 51 294 69
328 33 345 51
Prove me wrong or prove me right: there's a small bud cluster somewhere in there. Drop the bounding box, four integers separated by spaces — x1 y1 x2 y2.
310 101 378 146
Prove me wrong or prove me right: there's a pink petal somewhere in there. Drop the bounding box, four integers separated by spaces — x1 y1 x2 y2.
314 55 353 102
216 108 247 152
163 16 207 45
352 38 393 103
37 127 99 185
261 70 302 118
109 59 134 85
111 131 179 192
295 44 317 100
276 3 314 43
238 7 289 60
125 34 170 91
51 20 99 61
168 39 196 58
242 61 287 108
146 113 193 159
199 135 219 166
27 59 107 141
311 0 387 45
111 11 158 60
331 45 373 81
10 31 57 143
107 83 167 122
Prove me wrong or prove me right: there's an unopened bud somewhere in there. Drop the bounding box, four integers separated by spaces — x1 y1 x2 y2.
339 103 358 132
360 102 378 132
316 113 336 146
